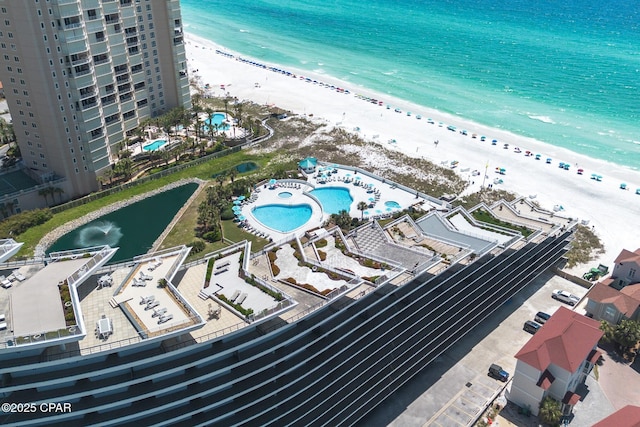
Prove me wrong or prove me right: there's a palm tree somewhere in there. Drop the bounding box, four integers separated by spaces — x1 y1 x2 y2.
223 97 230 118
53 187 64 204
229 168 238 183
233 100 244 128
215 172 226 187
538 396 562 426
192 103 203 143
38 188 50 205
205 107 214 141
357 201 368 220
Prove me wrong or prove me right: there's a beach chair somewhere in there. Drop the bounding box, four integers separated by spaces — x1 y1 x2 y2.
140 295 154 305
145 300 160 310
237 293 248 305
158 313 173 324
230 290 240 302
152 307 167 318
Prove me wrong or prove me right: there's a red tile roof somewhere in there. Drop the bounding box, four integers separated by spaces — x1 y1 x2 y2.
614 248 640 264
562 390 581 406
592 405 640 427
515 307 603 373
587 349 602 365
587 282 640 317
536 369 555 390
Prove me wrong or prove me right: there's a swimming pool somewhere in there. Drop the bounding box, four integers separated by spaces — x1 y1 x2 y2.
143 139 167 151
278 192 293 199
309 187 353 214
203 113 230 132
385 200 401 209
252 204 312 232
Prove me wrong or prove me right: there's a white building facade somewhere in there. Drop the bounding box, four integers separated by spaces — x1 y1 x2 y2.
0 0 190 199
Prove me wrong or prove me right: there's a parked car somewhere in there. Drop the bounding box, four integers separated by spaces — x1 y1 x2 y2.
535 311 551 324
552 289 580 306
488 364 509 382
523 320 542 334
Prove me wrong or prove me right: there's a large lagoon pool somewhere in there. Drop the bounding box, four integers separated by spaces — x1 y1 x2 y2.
309 187 353 214
252 204 312 233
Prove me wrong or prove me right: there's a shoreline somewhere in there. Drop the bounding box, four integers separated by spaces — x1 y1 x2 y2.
184 32 640 268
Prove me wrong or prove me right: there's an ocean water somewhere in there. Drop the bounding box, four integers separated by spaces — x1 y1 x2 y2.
180 0 640 170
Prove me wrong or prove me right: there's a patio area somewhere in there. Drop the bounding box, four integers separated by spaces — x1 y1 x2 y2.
233 163 443 241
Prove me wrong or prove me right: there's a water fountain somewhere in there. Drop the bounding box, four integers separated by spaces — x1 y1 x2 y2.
48 182 198 263
75 220 124 248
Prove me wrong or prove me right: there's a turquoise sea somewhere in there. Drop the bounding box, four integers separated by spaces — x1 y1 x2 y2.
180 0 640 170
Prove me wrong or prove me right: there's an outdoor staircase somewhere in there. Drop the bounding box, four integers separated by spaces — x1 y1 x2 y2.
108 298 119 309
198 290 210 301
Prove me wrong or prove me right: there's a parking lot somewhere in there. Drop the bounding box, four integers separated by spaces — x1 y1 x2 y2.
360 271 591 427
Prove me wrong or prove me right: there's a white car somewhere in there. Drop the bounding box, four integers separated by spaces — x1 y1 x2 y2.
552 289 580 306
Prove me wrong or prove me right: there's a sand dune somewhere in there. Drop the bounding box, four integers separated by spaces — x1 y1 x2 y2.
185 32 640 269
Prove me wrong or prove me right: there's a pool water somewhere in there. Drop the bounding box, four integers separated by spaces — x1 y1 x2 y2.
252 204 312 232
309 187 353 214
385 200 401 209
203 113 231 132
143 139 167 151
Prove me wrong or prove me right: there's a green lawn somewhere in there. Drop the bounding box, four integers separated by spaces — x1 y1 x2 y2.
15 150 273 257
471 209 533 237
221 220 270 251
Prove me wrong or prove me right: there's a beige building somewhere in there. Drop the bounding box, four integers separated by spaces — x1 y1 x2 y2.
0 0 190 199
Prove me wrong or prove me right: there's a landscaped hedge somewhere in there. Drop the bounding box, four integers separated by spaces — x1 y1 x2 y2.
218 293 254 317
315 238 328 248
204 258 215 286
317 250 327 261
268 250 280 276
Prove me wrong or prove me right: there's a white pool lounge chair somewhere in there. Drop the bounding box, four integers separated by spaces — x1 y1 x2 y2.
237 293 248 305
152 307 167 318
145 300 160 310
158 313 173 324
230 290 240 302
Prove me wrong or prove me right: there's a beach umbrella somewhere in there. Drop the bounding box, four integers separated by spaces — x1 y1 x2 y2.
369 197 375 202
591 173 597 179
386 207 393 212
237 195 246 201
355 176 361 181
233 200 242 205
237 215 246 221
363 210 370 216
345 173 351 177
375 209 382 214
269 178 277 185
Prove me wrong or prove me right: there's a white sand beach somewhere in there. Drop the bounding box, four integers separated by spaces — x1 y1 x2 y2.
185 32 640 268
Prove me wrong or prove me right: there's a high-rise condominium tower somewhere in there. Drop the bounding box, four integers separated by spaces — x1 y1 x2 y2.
0 0 190 198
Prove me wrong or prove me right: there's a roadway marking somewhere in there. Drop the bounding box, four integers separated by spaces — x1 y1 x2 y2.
423 374 501 427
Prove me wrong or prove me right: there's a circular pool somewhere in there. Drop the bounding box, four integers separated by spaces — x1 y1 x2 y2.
385 200 401 209
252 204 312 232
278 192 293 199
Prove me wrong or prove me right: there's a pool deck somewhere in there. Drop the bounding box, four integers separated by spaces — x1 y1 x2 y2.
237 166 441 241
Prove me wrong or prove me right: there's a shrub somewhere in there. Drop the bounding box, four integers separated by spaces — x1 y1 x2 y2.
285 277 297 285
220 207 235 221
188 240 206 253
317 250 327 261
203 229 221 242
205 258 215 282
271 263 280 276
315 238 328 248
0 208 53 237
